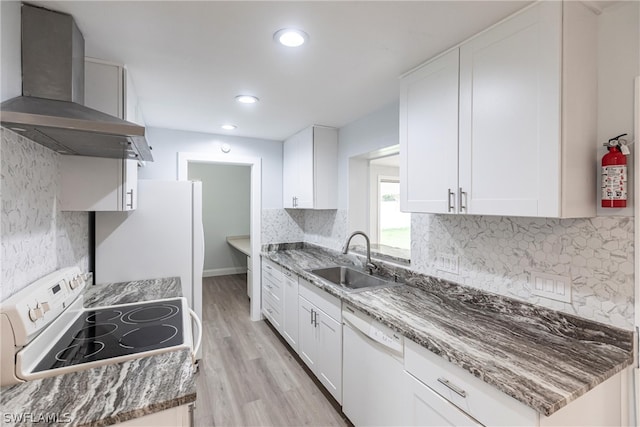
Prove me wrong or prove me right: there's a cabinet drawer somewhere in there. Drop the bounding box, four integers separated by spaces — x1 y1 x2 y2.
262 292 282 330
262 275 282 301
404 340 536 426
262 259 282 282
299 278 341 321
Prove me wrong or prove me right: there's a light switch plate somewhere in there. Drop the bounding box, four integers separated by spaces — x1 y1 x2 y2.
530 271 571 303
437 253 459 275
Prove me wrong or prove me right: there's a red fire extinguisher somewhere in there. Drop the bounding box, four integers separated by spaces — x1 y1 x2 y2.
601 133 629 208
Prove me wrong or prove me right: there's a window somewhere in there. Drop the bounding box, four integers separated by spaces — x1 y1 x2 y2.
378 178 410 250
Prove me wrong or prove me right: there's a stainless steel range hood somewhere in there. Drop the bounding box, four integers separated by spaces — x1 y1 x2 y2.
0 4 152 162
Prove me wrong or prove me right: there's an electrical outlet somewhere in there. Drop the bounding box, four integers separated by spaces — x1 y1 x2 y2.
530 271 571 303
437 253 459 275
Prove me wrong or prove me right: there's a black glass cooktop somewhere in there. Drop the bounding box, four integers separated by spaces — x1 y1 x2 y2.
34 299 184 372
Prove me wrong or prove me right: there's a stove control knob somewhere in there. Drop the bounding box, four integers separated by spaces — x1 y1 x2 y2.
69 277 78 290
28 307 43 322
41 302 51 313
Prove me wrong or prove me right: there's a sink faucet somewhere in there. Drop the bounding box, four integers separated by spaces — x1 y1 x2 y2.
342 231 377 274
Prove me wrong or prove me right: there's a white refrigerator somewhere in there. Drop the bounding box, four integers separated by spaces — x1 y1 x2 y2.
95 180 204 358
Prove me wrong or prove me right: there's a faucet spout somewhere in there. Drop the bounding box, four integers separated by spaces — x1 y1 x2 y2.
342 231 377 273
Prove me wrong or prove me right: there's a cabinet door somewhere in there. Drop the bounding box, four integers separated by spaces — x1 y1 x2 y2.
283 134 297 208
317 311 342 404
459 2 562 216
404 372 482 427
296 127 315 209
61 157 128 211
85 58 124 119
400 49 460 214
282 272 299 352
123 159 138 211
297 296 318 371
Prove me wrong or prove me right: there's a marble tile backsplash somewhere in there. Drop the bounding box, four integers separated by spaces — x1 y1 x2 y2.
263 205 635 330
1 128 89 299
261 208 347 251
301 209 347 251
412 214 634 330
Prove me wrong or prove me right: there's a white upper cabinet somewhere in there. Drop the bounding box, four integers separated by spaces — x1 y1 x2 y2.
84 57 144 125
400 2 597 218
283 125 338 209
400 49 460 214
60 156 138 211
60 58 142 212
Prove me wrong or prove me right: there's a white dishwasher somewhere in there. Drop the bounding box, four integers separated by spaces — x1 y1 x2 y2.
342 305 404 427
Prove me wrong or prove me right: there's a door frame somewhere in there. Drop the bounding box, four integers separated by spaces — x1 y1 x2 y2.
178 152 262 322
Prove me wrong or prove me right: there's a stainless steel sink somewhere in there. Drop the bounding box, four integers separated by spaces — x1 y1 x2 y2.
308 266 399 292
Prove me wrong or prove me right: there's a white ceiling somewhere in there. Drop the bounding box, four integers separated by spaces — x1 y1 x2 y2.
31 1 535 141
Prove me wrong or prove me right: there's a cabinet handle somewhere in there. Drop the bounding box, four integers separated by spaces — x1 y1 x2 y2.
310 308 315 325
313 311 319 327
265 265 272 270
267 308 273 314
126 189 134 209
447 189 455 212
437 377 467 398
293 196 298 208
459 188 467 213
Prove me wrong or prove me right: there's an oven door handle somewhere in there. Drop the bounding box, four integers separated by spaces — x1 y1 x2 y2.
188 308 202 363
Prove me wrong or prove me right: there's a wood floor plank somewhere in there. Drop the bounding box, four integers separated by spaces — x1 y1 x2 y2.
194 274 349 427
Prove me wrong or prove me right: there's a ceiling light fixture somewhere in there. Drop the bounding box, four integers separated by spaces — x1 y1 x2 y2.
235 95 259 104
274 28 308 47
221 124 237 130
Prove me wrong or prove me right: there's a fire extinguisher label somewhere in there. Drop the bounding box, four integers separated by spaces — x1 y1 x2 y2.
601 165 627 200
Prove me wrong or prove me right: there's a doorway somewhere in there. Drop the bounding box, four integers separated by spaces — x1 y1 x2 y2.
178 152 262 321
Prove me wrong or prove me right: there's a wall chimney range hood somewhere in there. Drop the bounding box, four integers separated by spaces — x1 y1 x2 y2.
1 4 152 162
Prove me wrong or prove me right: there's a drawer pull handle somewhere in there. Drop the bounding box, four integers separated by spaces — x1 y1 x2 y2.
437 377 467 398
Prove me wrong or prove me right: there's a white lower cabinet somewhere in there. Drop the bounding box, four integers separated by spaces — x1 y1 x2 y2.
246 256 252 298
261 259 283 332
403 339 624 427
281 269 299 351
404 372 482 427
297 279 342 404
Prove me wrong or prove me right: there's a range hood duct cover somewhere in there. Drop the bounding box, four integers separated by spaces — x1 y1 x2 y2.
0 4 152 162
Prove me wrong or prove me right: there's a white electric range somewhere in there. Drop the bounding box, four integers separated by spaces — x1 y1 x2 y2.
0 267 201 387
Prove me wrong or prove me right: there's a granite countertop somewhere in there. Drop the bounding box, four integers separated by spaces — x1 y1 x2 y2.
261 245 635 417
1 277 197 427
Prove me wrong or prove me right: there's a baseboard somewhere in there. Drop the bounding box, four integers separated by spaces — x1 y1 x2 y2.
203 267 248 277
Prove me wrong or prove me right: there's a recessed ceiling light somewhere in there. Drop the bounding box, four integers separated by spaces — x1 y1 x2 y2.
221 124 237 130
235 95 259 104
274 28 308 47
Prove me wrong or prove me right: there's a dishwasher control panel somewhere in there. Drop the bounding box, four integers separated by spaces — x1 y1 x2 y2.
343 304 403 354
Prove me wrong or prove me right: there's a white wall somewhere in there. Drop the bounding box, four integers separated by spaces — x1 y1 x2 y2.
1 1 21 102
337 101 400 209
596 1 640 217
188 163 250 275
140 127 283 209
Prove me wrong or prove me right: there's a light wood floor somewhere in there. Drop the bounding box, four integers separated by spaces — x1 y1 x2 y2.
194 274 349 427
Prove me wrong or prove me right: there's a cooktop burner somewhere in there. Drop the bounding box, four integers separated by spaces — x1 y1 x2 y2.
33 299 184 372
